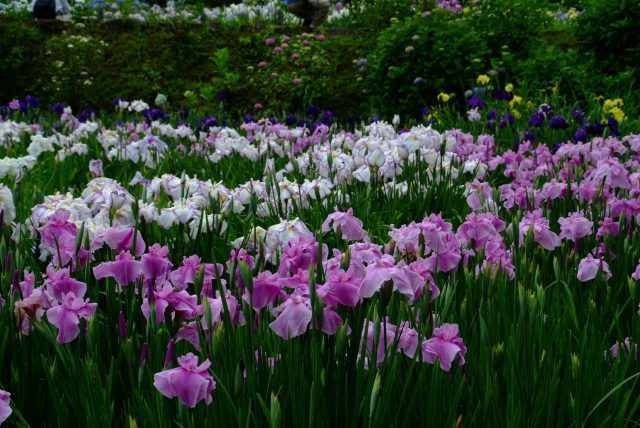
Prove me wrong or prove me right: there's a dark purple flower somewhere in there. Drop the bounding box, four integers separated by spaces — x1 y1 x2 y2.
52 103 65 114
607 117 620 136
202 116 218 129
548 115 569 130
78 110 94 123
540 104 553 116
320 110 334 126
485 109 497 129
24 95 41 109
305 104 321 119
522 130 537 141
180 108 190 119
468 96 486 109
143 108 167 122
573 127 588 142
285 113 297 126
586 122 605 135
499 114 514 128
421 107 431 116
528 111 545 127
571 109 585 125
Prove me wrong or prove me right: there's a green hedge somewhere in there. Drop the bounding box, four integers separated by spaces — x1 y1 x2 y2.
0 19 369 118
1 3 639 121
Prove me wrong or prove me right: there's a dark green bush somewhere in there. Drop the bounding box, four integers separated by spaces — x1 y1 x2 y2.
469 0 551 61
575 0 640 74
367 10 489 118
0 20 369 118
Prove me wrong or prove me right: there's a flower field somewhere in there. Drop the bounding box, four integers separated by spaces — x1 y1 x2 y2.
1 0 640 426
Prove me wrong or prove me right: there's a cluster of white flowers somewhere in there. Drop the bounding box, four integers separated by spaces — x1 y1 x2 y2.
1 0 357 25
7 106 498 253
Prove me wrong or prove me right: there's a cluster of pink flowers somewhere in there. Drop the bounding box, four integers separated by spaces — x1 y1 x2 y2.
23 207 468 408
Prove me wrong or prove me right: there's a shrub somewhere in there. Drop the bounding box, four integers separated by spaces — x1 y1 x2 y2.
469 0 551 61
367 10 489 118
575 0 640 74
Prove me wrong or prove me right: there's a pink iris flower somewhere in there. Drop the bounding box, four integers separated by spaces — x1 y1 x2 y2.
518 210 561 250
558 211 593 242
38 209 77 266
91 226 146 257
322 207 366 241
170 255 202 290
46 292 97 344
0 389 11 425
44 265 87 301
248 271 286 310
153 353 216 408
359 255 395 299
93 250 142 286
277 236 318 277
632 261 640 281
141 244 172 280
421 323 467 372
317 268 361 307
577 254 612 282
142 282 199 324
269 294 312 339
